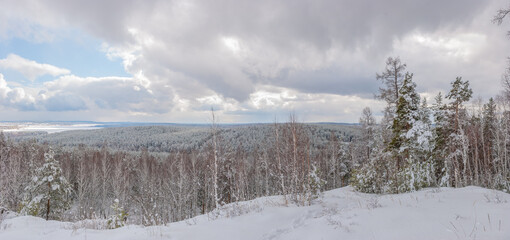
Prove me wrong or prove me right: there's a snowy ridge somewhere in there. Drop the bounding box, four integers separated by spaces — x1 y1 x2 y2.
1 186 510 240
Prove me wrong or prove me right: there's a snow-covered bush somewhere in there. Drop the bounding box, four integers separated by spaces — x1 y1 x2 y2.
107 199 128 229
307 164 326 201
20 149 73 220
491 173 510 193
351 166 379 194
394 159 434 193
350 154 392 194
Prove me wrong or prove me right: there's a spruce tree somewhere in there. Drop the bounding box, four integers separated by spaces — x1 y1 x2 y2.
20 149 73 220
388 73 434 192
482 97 497 168
389 73 420 171
107 199 128 229
432 92 450 185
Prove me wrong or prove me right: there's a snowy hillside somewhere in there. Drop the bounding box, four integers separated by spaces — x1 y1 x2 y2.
1 186 509 240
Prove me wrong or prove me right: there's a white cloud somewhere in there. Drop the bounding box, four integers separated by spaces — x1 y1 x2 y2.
44 74 165 112
0 73 36 110
0 54 70 81
0 0 509 122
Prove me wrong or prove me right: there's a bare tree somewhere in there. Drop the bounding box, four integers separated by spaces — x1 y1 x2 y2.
376 57 407 111
210 108 220 208
503 66 510 101
494 4 510 99
493 4 510 36
359 107 376 162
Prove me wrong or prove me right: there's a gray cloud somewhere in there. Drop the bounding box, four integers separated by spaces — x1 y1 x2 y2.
0 0 509 122
19 0 490 99
44 75 161 112
44 92 87 111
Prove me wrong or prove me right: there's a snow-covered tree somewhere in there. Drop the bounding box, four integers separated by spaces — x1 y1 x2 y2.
307 163 325 203
20 149 73 220
432 92 450 186
351 112 393 194
445 77 473 187
376 57 408 147
107 199 128 229
354 70 435 193
387 73 434 192
389 73 420 154
482 97 497 168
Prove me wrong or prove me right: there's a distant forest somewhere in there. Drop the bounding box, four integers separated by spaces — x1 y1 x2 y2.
7 123 358 153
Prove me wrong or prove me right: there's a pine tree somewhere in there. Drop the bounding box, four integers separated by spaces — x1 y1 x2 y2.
432 92 450 185
20 148 73 220
482 97 497 169
445 77 473 187
376 57 408 146
446 77 473 132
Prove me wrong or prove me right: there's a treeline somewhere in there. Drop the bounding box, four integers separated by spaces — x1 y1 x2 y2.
0 120 359 225
351 57 510 194
8 124 358 153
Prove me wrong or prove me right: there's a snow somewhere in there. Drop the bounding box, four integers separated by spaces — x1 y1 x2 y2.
1 186 510 240
0 122 101 133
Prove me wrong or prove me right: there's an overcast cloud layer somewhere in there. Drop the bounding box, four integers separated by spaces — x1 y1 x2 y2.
0 0 509 123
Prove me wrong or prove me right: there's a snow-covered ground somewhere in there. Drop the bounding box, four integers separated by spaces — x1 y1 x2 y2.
1 186 509 240
0 122 102 133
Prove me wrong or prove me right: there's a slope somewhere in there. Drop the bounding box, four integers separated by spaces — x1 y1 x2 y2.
1 186 509 240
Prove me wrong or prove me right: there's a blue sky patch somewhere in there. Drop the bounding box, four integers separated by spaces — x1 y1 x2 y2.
0 30 129 81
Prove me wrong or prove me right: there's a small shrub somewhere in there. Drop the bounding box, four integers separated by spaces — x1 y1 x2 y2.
107 199 128 229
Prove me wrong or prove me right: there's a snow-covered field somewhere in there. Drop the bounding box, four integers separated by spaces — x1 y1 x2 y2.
1 186 509 240
0 122 102 133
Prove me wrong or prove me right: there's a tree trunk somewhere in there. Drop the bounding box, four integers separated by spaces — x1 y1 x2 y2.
46 182 51 220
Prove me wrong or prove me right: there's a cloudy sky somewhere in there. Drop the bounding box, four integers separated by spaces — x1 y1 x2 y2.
0 0 509 123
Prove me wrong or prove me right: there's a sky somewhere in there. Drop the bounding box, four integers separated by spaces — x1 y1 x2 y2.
0 0 509 123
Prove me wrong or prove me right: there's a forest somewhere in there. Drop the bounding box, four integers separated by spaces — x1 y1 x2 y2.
0 122 359 226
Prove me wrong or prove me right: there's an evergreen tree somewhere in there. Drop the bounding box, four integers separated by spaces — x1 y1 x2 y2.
445 77 473 187
307 163 325 204
482 97 497 169
376 57 408 148
351 123 392 194
388 73 434 192
389 73 420 171
446 77 473 131
107 199 128 229
432 92 450 185
353 72 434 193
20 149 73 220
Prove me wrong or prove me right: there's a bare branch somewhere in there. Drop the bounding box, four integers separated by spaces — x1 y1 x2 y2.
492 7 510 25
